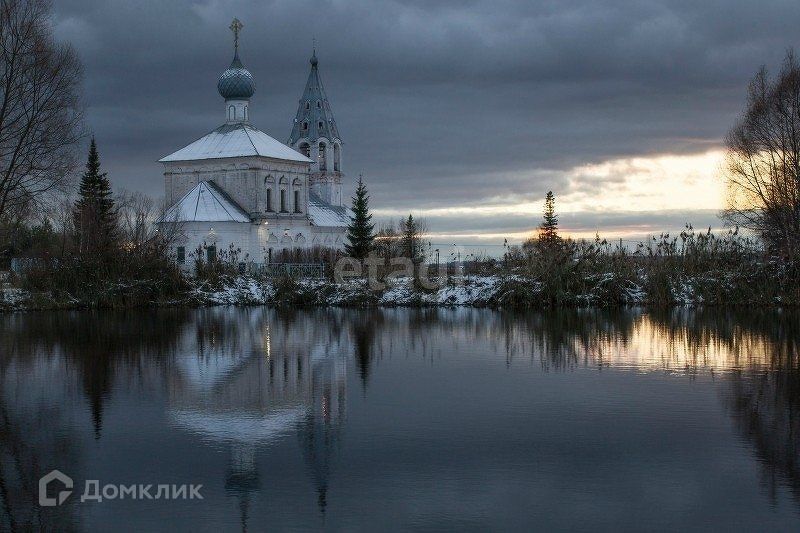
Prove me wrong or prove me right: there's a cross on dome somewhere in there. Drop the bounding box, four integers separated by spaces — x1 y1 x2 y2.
230 18 243 51
218 18 255 110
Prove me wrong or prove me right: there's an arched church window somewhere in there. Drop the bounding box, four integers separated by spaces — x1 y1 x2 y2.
318 121 324 130
266 189 273 212
333 143 341 171
317 101 321 109
318 142 327 171
228 105 235 120
299 143 310 158
302 121 308 131
292 178 302 213
279 176 288 212
305 101 310 110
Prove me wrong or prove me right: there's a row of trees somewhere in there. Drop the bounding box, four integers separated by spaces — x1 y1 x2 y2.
1 0 798 293
344 175 426 266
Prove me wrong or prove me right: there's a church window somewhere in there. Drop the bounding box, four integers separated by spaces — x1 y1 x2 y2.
228 105 235 120
305 101 310 110
294 190 301 213
280 190 287 212
266 189 273 211
302 121 308 131
317 101 321 108
176 246 185 264
206 246 217 263
334 143 341 171
318 121 324 129
299 142 310 157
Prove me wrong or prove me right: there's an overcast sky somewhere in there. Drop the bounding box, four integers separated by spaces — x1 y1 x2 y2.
51 0 800 248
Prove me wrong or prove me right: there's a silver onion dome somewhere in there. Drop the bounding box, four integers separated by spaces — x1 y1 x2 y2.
217 51 255 100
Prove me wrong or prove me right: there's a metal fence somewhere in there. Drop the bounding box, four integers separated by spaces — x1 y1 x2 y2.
250 262 326 278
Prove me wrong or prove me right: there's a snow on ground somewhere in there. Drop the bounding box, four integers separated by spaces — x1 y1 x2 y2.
0 272 746 311
0 287 27 308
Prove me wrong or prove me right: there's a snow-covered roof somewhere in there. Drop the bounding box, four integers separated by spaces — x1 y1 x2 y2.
308 192 349 227
162 181 250 222
159 123 312 163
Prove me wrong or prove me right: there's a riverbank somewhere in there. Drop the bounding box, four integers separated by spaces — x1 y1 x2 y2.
2 270 795 312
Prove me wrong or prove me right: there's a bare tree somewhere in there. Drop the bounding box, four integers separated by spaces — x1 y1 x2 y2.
0 0 83 222
116 190 183 257
724 50 800 255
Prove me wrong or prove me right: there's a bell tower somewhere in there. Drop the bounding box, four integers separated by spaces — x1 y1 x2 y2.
289 50 343 206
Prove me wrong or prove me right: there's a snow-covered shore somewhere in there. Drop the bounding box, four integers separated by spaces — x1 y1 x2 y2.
2 274 650 311
3 268 794 312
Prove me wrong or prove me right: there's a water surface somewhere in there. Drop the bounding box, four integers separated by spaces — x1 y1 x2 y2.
1 307 799 531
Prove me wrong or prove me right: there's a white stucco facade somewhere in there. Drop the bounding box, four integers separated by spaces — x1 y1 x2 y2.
158 26 348 267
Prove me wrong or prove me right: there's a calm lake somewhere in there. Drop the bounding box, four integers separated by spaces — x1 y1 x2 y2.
1 307 799 531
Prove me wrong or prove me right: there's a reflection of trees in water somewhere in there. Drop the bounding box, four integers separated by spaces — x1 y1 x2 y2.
298 358 346 516
723 369 800 506
3 306 800 526
1 309 192 439
333 307 800 514
0 309 202 530
679 309 800 508
646 308 800 372
495 309 639 371
635 308 800 507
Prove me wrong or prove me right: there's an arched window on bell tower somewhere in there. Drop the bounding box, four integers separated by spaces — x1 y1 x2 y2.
333 143 341 171
318 142 327 171
299 142 310 158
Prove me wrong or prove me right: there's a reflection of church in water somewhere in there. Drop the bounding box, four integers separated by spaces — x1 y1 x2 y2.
165 312 347 524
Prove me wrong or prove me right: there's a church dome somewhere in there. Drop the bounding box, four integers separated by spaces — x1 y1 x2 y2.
217 53 255 100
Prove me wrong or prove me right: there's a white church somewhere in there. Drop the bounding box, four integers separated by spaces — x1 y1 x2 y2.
159 19 349 266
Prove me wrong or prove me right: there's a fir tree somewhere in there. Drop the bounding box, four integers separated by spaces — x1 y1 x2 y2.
74 137 117 255
538 191 559 245
344 175 375 260
400 214 423 264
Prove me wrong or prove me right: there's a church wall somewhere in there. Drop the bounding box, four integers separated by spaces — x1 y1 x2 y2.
163 157 311 216
171 219 343 269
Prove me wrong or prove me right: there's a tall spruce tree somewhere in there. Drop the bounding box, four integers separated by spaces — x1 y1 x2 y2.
538 191 559 245
401 214 422 264
74 137 117 255
345 175 375 260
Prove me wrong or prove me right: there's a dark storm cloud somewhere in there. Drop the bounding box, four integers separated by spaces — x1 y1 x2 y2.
52 0 800 234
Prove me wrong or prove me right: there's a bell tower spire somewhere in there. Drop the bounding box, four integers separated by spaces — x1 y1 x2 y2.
289 48 343 206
